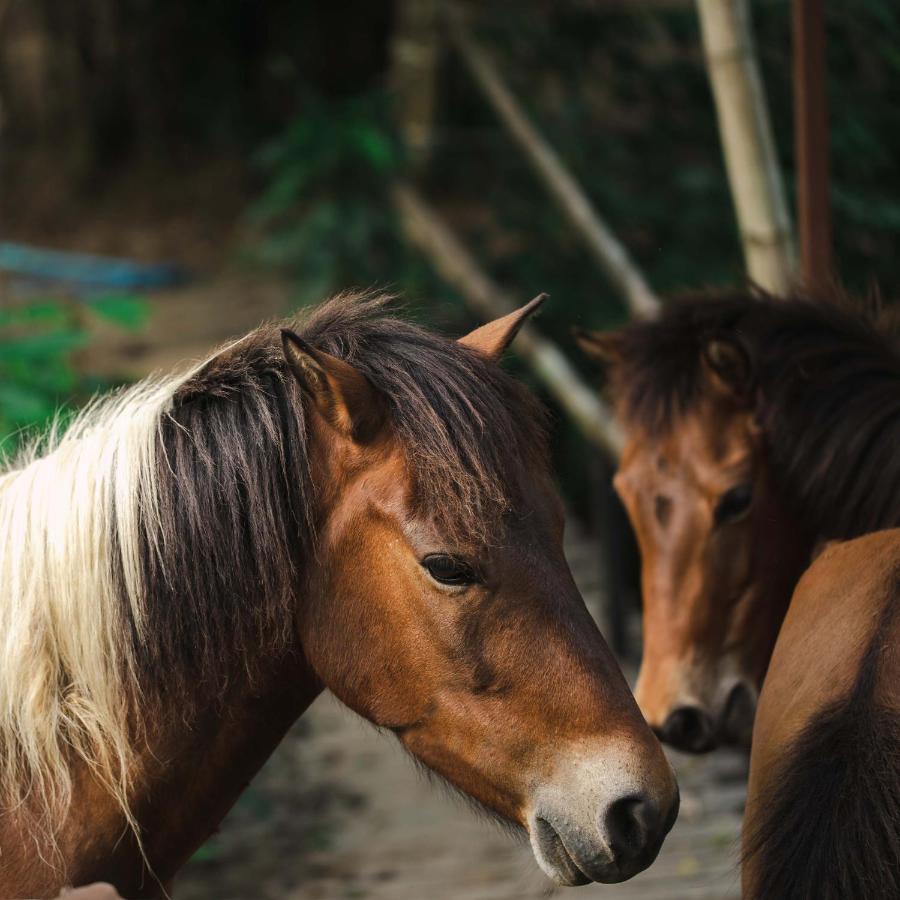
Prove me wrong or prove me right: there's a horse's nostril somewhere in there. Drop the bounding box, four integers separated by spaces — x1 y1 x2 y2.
531 772 678 883
660 705 716 753
603 794 657 861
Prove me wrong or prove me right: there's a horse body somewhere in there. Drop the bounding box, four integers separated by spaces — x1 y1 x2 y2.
743 530 900 899
0 293 677 896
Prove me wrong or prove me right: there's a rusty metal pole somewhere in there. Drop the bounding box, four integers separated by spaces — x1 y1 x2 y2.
794 0 832 289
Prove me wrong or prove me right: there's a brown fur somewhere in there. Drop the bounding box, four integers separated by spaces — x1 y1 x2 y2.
133 292 549 702
743 532 900 899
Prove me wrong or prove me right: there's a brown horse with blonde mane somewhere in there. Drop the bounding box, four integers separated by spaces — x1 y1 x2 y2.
0 292 678 897
577 289 900 898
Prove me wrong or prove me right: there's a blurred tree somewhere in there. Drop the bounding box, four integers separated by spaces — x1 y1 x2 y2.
390 0 440 174
0 0 393 178
4 0 898 297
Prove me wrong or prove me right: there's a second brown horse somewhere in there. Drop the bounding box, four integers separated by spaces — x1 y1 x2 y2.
578 290 900 751
578 289 900 897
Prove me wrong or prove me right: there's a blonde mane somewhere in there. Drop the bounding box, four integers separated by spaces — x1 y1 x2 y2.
0 369 194 842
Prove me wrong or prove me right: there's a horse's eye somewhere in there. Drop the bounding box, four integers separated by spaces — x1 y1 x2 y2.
422 554 479 587
714 483 753 525
654 495 672 527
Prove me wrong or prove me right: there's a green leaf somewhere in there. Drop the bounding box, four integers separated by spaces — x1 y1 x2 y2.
0 301 72 328
352 125 395 171
0 383 55 423
88 295 149 331
0 331 87 360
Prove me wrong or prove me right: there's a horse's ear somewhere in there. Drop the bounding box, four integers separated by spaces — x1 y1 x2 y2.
281 330 384 443
702 337 754 401
457 293 547 361
573 328 625 370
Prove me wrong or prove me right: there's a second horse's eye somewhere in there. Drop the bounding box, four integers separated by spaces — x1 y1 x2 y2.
714 483 753 525
422 554 479 587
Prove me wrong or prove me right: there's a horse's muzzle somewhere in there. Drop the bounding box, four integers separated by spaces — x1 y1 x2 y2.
527 751 679 885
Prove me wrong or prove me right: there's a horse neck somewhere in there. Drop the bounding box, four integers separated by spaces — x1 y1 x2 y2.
763 361 900 543
9 652 324 898
742 532 900 899
0 357 327 896
120 373 327 887
131 651 323 887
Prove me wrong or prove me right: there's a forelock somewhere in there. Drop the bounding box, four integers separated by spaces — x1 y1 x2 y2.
296 292 551 541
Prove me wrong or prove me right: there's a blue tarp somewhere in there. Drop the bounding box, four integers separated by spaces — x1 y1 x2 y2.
0 242 186 292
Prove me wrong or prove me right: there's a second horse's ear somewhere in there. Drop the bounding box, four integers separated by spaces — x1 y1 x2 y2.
702 336 754 402
282 330 385 443
573 328 625 370
457 293 547 361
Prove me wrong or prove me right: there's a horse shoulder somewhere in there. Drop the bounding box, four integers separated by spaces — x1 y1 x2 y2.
744 528 900 899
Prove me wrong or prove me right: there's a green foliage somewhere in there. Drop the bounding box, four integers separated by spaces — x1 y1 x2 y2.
89 294 149 331
0 301 84 456
425 0 900 346
248 91 436 306
0 295 148 459
429 3 744 348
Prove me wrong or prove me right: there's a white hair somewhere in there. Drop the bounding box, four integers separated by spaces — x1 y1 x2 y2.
0 370 193 844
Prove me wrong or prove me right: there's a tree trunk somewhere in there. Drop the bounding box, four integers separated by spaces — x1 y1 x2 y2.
390 0 440 174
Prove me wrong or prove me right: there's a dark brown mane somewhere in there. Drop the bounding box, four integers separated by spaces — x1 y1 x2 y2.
742 581 900 899
607 288 900 539
134 292 549 696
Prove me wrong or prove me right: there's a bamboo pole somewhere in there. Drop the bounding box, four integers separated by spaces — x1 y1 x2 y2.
793 0 832 289
442 1 660 320
393 182 624 458
696 0 797 293
390 0 440 174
